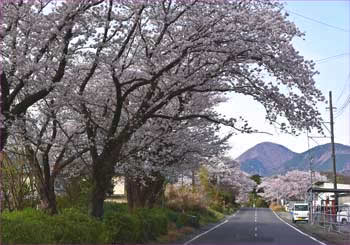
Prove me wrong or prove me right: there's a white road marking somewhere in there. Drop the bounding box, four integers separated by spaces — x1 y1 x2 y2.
255 227 257 231
183 210 239 245
272 210 327 245
254 233 258 237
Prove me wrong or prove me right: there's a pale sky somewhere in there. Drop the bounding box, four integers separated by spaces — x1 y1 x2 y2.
219 0 350 159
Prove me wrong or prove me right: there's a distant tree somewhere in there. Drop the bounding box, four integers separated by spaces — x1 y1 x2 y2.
247 174 267 207
258 170 327 202
251 175 262 186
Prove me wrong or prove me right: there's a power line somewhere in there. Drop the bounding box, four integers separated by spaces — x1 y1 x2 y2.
336 79 348 103
315 53 350 64
286 9 350 33
335 74 350 118
335 95 350 118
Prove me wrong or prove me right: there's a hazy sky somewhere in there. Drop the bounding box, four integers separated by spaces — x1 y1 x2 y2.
219 0 350 159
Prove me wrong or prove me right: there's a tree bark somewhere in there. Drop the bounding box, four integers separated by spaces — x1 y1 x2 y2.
126 173 165 210
90 183 106 218
90 156 115 218
25 146 58 215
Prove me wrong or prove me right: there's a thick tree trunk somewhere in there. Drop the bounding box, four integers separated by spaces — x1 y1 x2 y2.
90 156 115 218
37 177 58 215
90 184 105 218
126 173 165 210
25 146 58 215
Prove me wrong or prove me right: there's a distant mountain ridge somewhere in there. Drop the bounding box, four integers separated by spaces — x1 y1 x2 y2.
237 142 350 176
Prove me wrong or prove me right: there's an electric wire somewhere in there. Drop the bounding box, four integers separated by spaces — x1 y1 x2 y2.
335 74 350 118
286 9 350 33
314 53 350 64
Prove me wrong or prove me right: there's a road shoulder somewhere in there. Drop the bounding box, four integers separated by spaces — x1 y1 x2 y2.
175 210 239 244
275 211 350 245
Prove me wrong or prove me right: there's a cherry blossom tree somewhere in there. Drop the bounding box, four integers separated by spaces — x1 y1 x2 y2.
258 170 327 202
0 0 104 152
71 0 325 217
9 98 90 214
207 158 256 204
2 0 326 218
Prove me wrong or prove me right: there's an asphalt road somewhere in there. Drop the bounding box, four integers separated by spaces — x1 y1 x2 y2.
185 208 325 245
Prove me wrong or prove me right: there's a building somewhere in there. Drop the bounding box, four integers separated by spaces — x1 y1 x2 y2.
309 181 350 206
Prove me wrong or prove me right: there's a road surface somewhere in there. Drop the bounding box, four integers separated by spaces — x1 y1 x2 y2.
185 208 326 245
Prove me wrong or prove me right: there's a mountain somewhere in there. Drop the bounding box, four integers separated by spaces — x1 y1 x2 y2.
237 142 350 176
237 142 297 176
282 143 350 174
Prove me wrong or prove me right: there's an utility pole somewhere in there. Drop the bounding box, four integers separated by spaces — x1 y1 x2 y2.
307 131 314 224
329 91 338 207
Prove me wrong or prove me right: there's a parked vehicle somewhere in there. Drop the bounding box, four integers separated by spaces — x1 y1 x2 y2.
291 203 309 223
337 203 350 224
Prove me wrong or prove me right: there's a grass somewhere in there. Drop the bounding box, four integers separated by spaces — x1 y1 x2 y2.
156 223 195 243
156 207 230 244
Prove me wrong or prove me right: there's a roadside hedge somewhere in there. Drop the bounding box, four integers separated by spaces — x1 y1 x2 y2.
1 204 216 244
1 208 109 244
104 207 169 243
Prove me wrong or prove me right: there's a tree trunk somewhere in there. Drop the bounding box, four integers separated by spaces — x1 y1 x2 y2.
37 177 58 215
25 146 58 215
90 183 105 218
90 156 115 218
126 173 165 210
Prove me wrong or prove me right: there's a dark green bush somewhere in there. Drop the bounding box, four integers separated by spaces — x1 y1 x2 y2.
176 213 200 228
1 208 108 244
104 211 142 243
1 209 54 244
166 209 179 223
136 208 168 241
103 202 128 218
103 206 169 243
51 208 109 244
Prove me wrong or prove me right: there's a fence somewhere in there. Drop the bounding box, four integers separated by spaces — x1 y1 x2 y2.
311 204 350 234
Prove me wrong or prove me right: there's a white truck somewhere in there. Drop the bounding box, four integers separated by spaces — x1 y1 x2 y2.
291 203 309 223
337 203 350 224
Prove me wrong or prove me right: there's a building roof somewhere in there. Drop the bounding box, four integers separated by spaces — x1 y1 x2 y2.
307 187 350 193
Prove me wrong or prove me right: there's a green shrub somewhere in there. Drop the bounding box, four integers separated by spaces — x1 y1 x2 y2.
104 211 142 243
103 202 128 218
136 208 168 241
176 213 200 228
1 208 108 244
166 209 179 223
56 177 92 212
51 208 109 244
1 209 54 244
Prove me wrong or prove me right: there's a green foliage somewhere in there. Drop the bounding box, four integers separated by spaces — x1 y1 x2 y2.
196 208 225 225
136 208 168 241
1 198 234 245
103 201 128 217
56 177 93 212
176 213 200 228
166 209 179 223
246 192 268 208
1 151 38 211
1 208 54 244
103 203 170 243
255 197 269 208
52 208 109 244
1 208 109 244
250 174 262 185
104 210 142 243
199 167 211 193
